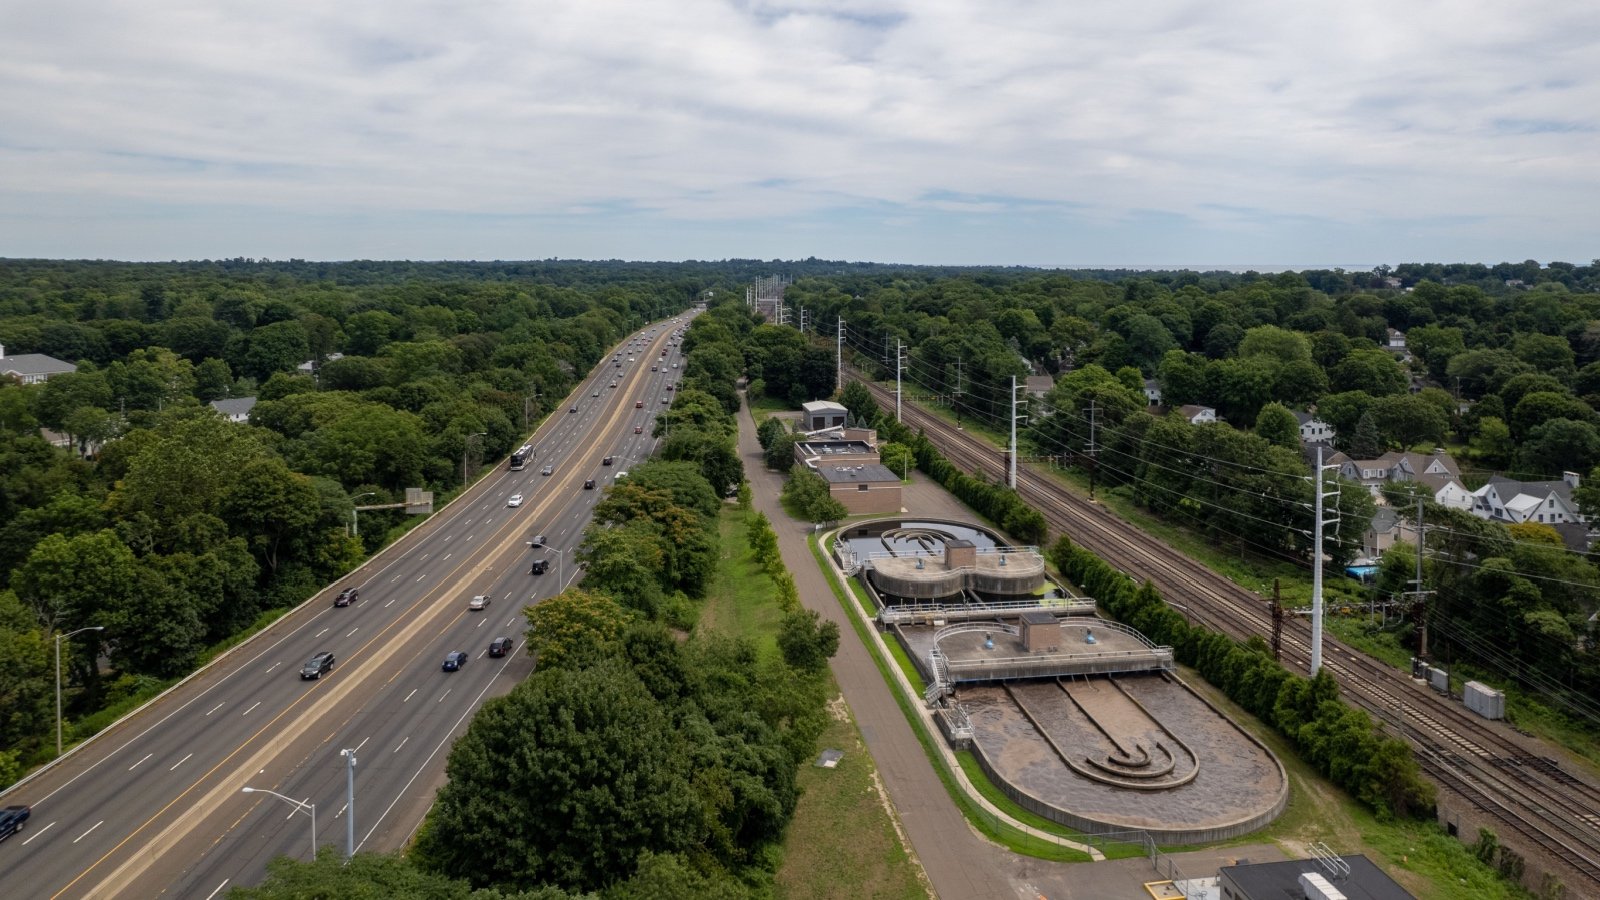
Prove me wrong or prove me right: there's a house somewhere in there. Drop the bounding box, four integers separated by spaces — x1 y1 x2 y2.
1386 328 1407 349
1024 374 1054 399
816 463 903 515
1143 379 1162 406
1334 450 1472 509
210 397 258 424
801 400 848 431
1175 404 1217 425
1364 507 1425 559
1471 472 1585 526
1294 411 1334 446
296 353 343 374
0 343 77 384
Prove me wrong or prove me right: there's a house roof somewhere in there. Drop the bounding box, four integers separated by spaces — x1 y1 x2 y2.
801 400 847 416
0 352 77 378
210 397 258 418
1176 404 1214 420
1369 507 1400 534
816 463 900 484
1024 374 1054 395
1484 474 1574 504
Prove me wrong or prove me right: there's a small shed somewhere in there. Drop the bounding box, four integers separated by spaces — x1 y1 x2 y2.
1019 610 1058 653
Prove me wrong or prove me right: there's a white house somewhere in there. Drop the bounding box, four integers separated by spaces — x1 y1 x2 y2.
1386 328 1407 349
1471 473 1585 526
209 397 258 424
1143 379 1162 406
0 343 77 384
296 353 343 374
1332 449 1472 509
1175 404 1217 425
1294 411 1334 446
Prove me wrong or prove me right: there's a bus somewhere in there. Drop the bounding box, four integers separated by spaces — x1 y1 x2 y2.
509 444 533 471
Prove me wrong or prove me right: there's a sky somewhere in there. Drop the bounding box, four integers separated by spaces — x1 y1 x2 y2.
1 1 1597 268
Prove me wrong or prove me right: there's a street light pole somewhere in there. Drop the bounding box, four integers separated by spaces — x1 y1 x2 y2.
350 492 377 538
241 787 316 860
340 748 357 859
462 432 487 488
56 625 104 756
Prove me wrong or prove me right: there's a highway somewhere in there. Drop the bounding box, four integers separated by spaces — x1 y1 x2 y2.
0 315 693 899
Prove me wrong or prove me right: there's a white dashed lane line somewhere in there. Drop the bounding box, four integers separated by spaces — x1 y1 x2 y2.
128 753 152 771
21 820 55 845
205 702 225 716
169 753 193 772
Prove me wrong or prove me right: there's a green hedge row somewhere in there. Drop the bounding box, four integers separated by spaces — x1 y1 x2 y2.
1050 535 1435 821
877 418 1048 544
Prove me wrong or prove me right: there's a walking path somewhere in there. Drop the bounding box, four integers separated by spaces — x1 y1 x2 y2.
737 402 1288 898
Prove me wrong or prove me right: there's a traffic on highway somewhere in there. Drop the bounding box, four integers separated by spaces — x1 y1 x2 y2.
0 315 694 899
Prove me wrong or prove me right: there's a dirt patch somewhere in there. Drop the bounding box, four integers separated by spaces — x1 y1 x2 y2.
827 693 851 723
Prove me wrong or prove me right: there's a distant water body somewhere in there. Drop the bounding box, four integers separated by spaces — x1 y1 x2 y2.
1039 263 1380 273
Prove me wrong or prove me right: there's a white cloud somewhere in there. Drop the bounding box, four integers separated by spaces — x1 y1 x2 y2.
0 0 1597 263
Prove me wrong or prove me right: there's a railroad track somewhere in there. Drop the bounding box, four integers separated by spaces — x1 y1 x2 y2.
856 375 1600 893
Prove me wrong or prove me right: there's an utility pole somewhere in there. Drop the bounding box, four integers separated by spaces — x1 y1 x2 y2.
1270 579 1284 662
1309 446 1339 676
798 307 808 333
835 317 844 391
1008 376 1023 489
341 747 358 859
894 339 905 423
1408 496 1434 660
953 355 964 423
1084 399 1100 501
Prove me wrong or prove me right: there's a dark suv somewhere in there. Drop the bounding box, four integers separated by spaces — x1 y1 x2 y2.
488 637 514 657
0 805 30 842
530 558 550 575
334 588 358 607
301 651 334 679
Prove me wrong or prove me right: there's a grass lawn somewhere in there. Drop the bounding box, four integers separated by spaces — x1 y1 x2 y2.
699 506 931 898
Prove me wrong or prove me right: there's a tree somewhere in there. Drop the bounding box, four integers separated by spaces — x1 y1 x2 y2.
243 320 311 381
1350 411 1383 458
776 609 840 673
524 589 631 670
1253 403 1300 449
1331 349 1409 396
837 380 877 424
415 658 699 894
1370 394 1448 449
1519 418 1600 475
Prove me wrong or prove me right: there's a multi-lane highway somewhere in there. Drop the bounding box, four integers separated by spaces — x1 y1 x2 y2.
0 316 693 899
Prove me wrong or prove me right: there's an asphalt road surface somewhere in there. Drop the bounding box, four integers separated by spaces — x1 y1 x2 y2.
0 316 694 899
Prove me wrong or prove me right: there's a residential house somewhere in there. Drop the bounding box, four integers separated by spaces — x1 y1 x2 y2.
1471 472 1585 527
1024 374 1054 399
1386 328 1407 350
296 353 343 374
0 343 77 384
1293 411 1334 446
1335 449 1472 510
1143 379 1162 406
1363 507 1424 559
1175 404 1217 425
210 397 258 423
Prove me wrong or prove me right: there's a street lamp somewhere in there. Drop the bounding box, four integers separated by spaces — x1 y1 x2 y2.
350 492 377 538
241 787 316 860
462 432 488 488
56 625 104 756
545 546 566 588
340 748 357 860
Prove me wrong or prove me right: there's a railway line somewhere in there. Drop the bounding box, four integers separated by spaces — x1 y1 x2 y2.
854 375 1600 895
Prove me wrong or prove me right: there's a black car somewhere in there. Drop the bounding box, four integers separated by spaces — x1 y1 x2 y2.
301 651 335 680
583 478 596 490
0 805 30 842
442 651 468 671
602 456 614 466
530 558 550 575
488 637 514 657
334 588 358 607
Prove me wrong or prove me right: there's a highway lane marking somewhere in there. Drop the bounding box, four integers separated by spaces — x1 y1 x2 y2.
353 736 369 753
205 702 225 716
204 879 230 900
390 573 403 582
243 701 261 715
443 553 452 561
128 753 153 771
403 689 417 703
347 628 359 637
384 598 396 608
393 737 408 753
55 346 665 894
265 661 282 674
22 821 55 844
73 820 103 843
415 574 427 582
476 619 485 628
437 689 451 703
315 628 329 638
170 753 193 771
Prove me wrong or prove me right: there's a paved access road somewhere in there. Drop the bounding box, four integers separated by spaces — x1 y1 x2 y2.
0 317 694 900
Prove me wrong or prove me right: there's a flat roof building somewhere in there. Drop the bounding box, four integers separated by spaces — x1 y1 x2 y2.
1220 854 1413 900
817 462 902 515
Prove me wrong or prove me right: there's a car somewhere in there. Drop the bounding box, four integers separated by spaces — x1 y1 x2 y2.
301 651 334 680
569 406 578 413
542 464 554 476
592 390 600 397
651 365 658 372
489 637 514 657
602 455 614 466
469 594 490 611
610 381 618 388
634 425 643 434
529 533 547 547
672 362 679 368
615 470 628 480
661 396 669 404
583 478 596 490
334 588 358 607
530 558 550 575
506 493 524 508
442 651 468 672
0 805 30 842
635 400 644 409
666 383 674 391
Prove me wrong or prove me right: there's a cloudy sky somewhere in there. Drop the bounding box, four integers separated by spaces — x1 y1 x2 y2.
2 1 1596 267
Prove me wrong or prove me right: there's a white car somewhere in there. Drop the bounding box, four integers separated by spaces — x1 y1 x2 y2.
468 595 490 611
507 494 523 508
